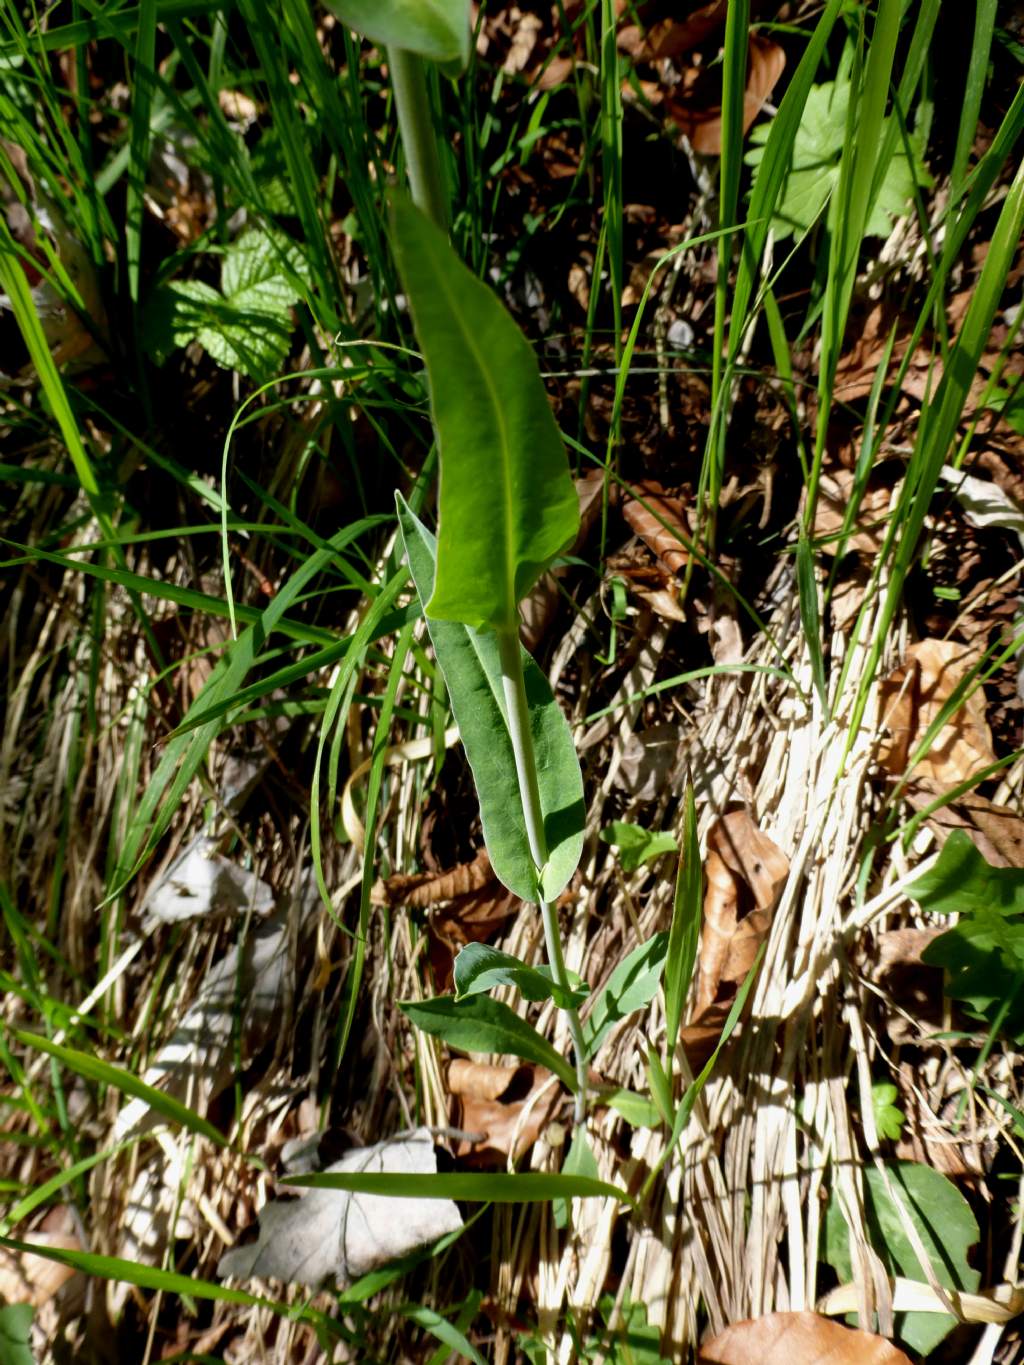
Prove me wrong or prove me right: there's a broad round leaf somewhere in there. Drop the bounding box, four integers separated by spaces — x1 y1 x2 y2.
326 0 470 72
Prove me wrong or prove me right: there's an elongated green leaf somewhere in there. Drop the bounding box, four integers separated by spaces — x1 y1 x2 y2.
454 943 587 1010
12 1031 225 1147
400 995 577 1091
391 198 579 630
397 497 584 901
400 1302 486 1365
284 1170 628 1204
0 1236 277 1310
664 786 701 1061
582 933 668 1059
553 1127 599 1228
327 0 470 72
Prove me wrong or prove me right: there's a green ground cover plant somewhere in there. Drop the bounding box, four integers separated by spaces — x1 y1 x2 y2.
1 0 1024 1360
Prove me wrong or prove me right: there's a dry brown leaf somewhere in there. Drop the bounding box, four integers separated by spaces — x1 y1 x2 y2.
448 1062 559 1165
699 1311 913 1364
635 1 728 60
814 468 893 556
665 36 786 155
904 783 1024 868
374 849 494 909
448 1059 525 1102
877 639 996 789
503 12 542 74
622 480 692 575
0 1230 80 1307
695 810 788 1014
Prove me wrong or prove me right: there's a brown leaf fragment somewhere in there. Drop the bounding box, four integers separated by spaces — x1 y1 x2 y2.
877 639 996 789
695 810 788 1014
700 1311 913 1363
374 849 494 909
447 1062 559 1166
636 1 728 60
814 468 893 556
622 481 692 575
904 783 1024 868
0 1230 80 1307
448 1059 525 1102
665 36 786 155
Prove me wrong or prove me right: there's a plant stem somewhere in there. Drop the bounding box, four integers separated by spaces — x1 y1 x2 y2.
387 45 449 232
496 626 588 1127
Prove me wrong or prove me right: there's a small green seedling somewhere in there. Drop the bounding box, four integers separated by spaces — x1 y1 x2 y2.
599 820 678 872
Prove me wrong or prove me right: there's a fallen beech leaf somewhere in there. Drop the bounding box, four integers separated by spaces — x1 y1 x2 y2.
637 1 727 60
904 783 1024 868
447 1061 559 1165
699 1311 912 1364
665 36 786 155
374 849 494 909
695 810 788 1014
622 481 691 575
877 640 996 789
218 1128 462 1287
814 468 894 556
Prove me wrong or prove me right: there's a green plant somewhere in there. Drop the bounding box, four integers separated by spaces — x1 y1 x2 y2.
907 830 1024 1044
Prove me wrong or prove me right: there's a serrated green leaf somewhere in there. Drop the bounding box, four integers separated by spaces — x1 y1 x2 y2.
142 278 220 365
326 0 470 72
583 933 668 1059
396 497 584 901
143 230 307 379
825 1161 979 1356
400 994 577 1091
391 197 579 631
745 77 930 240
454 942 588 1010
598 821 677 872
871 1081 905 1141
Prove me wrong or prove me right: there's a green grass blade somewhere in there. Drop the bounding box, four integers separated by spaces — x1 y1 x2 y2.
664 786 701 1064
284 1170 630 1204
11 1031 226 1146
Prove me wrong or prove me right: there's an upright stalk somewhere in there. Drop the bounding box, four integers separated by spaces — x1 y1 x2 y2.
387 45 449 232
496 626 588 1126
